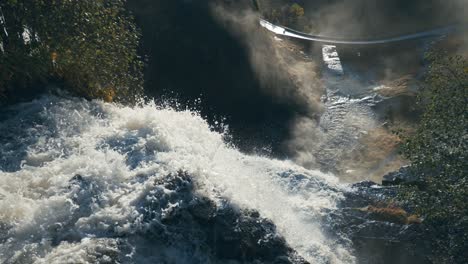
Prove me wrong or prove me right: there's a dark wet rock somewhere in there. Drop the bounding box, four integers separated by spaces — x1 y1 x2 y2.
135 171 309 264
343 181 399 207
188 196 218 221
207 208 291 262
326 179 431 264
382 166 424 186
134 169 433 263
65 170 432 264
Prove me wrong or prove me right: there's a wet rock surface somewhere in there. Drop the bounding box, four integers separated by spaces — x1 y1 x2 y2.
327 180 431 264
382 166 424 186
133 172 309 264
133 170 432 264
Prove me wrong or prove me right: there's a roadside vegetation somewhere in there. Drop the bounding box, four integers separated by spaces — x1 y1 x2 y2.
397 52 467 263
0 0 143 104
260 1 308 31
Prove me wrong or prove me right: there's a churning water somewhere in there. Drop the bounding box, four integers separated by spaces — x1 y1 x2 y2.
0 96 354 263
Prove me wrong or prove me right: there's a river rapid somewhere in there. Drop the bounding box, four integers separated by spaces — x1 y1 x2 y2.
0 96 355 264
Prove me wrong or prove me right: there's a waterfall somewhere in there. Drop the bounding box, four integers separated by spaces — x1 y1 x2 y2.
0 96 354 264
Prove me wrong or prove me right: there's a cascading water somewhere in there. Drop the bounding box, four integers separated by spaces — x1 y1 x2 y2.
0 95 355 263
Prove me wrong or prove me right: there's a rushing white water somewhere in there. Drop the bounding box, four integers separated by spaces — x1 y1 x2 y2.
0 96 354 263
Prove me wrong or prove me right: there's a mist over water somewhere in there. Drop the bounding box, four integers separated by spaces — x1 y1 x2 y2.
0 96 354 263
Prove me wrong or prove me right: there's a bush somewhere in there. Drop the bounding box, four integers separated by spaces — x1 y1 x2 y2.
0 0 143 103
289 3 304 18
263 2 306 29
399 53 467 263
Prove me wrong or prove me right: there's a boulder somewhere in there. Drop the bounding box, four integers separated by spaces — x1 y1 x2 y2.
382 166 423 186
325 179 430 264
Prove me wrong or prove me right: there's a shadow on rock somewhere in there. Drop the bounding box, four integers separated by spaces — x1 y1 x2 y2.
133 171 308 264
326 180 431 264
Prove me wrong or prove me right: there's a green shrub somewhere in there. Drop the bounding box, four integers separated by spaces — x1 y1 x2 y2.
0 0 143 103
399 53 467 263
289 3 304 18
263 2 306 29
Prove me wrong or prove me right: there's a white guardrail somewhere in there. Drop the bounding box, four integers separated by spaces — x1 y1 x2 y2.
259 19 460 45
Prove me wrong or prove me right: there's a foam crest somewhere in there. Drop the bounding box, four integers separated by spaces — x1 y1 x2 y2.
0 96 354 263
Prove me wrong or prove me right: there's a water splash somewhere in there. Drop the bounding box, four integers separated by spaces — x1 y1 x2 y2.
0 96 354 263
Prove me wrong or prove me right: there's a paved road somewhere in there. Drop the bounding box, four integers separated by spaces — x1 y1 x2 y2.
260 19 461 45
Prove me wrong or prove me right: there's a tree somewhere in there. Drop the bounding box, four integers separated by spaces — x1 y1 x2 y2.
289 3 304 18
0 0 143 103
262 2 306 29
399 53 467 263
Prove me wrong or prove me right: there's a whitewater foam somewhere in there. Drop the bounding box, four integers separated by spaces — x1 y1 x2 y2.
0 96 354 263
